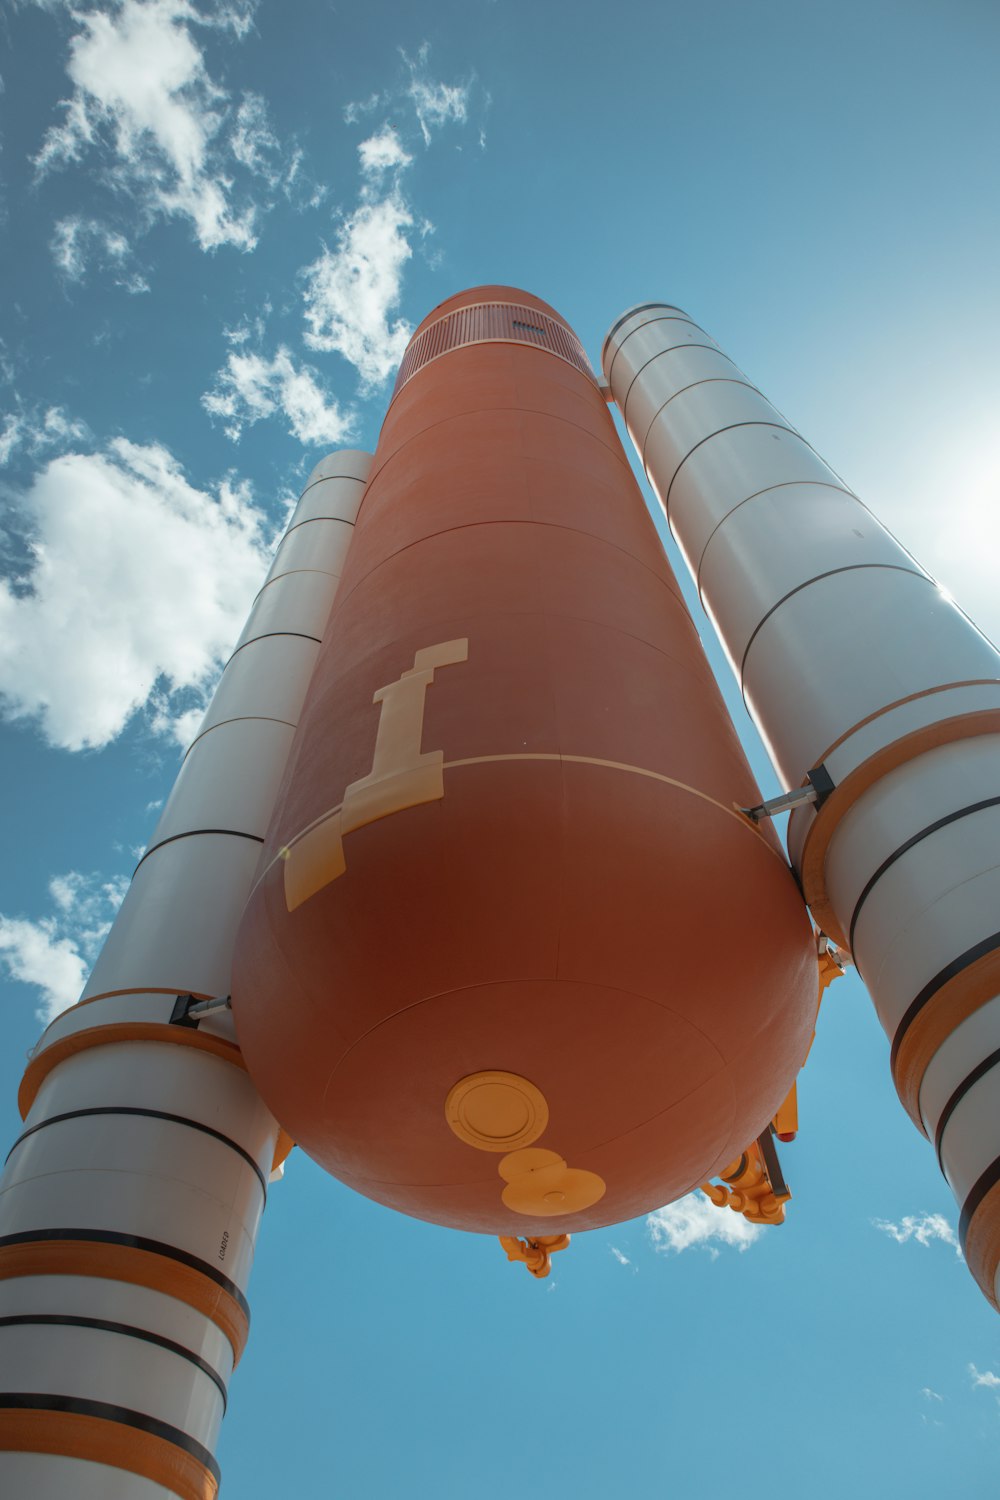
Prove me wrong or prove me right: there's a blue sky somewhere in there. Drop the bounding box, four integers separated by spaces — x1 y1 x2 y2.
2 1 1000 1494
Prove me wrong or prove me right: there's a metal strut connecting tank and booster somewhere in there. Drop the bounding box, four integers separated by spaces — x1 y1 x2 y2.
0 284 997 1499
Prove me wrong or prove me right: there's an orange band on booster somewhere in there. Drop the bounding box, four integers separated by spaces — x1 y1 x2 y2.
0 1409 217 1500
0 1240 249 1365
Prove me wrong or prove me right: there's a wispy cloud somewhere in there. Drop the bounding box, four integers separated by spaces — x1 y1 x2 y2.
401 43 470 146
872 1213 962 1258
610 1246 631 1267
0 403 91 467
202 340 354 445
647 1194 764 1259
969 1364 1000 1391
34 0 286 260
0 870 129 1022
0 438 271 749
300 125 417 391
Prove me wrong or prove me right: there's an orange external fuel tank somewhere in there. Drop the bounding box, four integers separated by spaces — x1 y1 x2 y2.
232 287 818 1235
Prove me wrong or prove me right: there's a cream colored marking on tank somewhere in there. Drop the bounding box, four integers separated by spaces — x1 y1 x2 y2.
281 748 778 913
282 639 468 910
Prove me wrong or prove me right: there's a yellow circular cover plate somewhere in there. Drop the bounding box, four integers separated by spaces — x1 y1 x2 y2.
445 1071 549 1152
498 1147 606 1217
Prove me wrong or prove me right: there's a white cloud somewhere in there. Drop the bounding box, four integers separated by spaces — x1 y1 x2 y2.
402 44 470 146
0 438 272 749
0 415 23 466
647 1193 764 1258
969 1365 1000 1391
921 1387 944 1402
0 870 129 1022
609 1246 633 1268
872 1213 962 1257
0 403 90 467
358 126 412 179
300 127 416 391
34 1 281 255
202 343 354 445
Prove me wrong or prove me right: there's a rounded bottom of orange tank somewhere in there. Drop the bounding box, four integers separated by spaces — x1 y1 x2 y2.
234 758 817 1234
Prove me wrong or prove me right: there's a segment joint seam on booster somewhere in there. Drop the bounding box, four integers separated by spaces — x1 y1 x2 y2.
224 630 322 668
0 1313 229 1407
694 479 861 599
183 714 298 761
613 330 717 410
607 315 704 392
738 563 933 691
133 827 265 876
601 302 691 359
658 422 798 515
637 376 763 466
6 1106 269 1197
848 794 1000 954
934 1046 1000 1168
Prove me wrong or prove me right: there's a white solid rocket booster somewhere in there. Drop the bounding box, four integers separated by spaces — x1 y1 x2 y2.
0 452 370 1498
603 303 1000 1306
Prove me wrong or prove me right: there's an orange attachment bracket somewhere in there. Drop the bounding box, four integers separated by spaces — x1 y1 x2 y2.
498 1234 571 1279
701 1134 791 1226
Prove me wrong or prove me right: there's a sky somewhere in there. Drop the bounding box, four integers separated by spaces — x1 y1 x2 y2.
1 1 999 1495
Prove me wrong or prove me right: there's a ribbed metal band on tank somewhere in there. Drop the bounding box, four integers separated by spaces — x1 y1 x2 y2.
392 301 593 394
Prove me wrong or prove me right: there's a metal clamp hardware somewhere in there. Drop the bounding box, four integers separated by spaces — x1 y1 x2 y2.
169 994 232 1028
742 764 835 823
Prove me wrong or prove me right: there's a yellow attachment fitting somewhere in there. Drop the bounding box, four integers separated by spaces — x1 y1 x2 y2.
498 1234 571 1279
701 1138 791 1227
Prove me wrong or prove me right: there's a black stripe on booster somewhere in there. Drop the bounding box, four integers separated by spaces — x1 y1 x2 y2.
0 1228 250 1321
6 1107 268 1196
0 1315 227 1407
890 931 1000 1072
0 1391 221 1483
849 797 1000 955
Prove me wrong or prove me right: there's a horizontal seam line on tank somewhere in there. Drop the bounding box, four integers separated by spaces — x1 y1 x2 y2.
182 715 297 763
282 513 356 539
133 827 264 876
250 566 343 608
620 343 740 426
361 402 634 505
959 1154 1000 1249
607 315 702 391
694 480 862 599
318 974 732 1134
934 1046 1000 1170
662 423 799 519
0 1228 250 1314
6 1107 268 1197
602 304 692 360
0 1391 221 1480
0 1315 228 1408
738 563 932 693
223 630 322 668
325 518 691 622
639 378 765 471
250 748 784 904
389 339 596 410
848 796 1000 956
891 929 1000 1069
297 470 367 501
